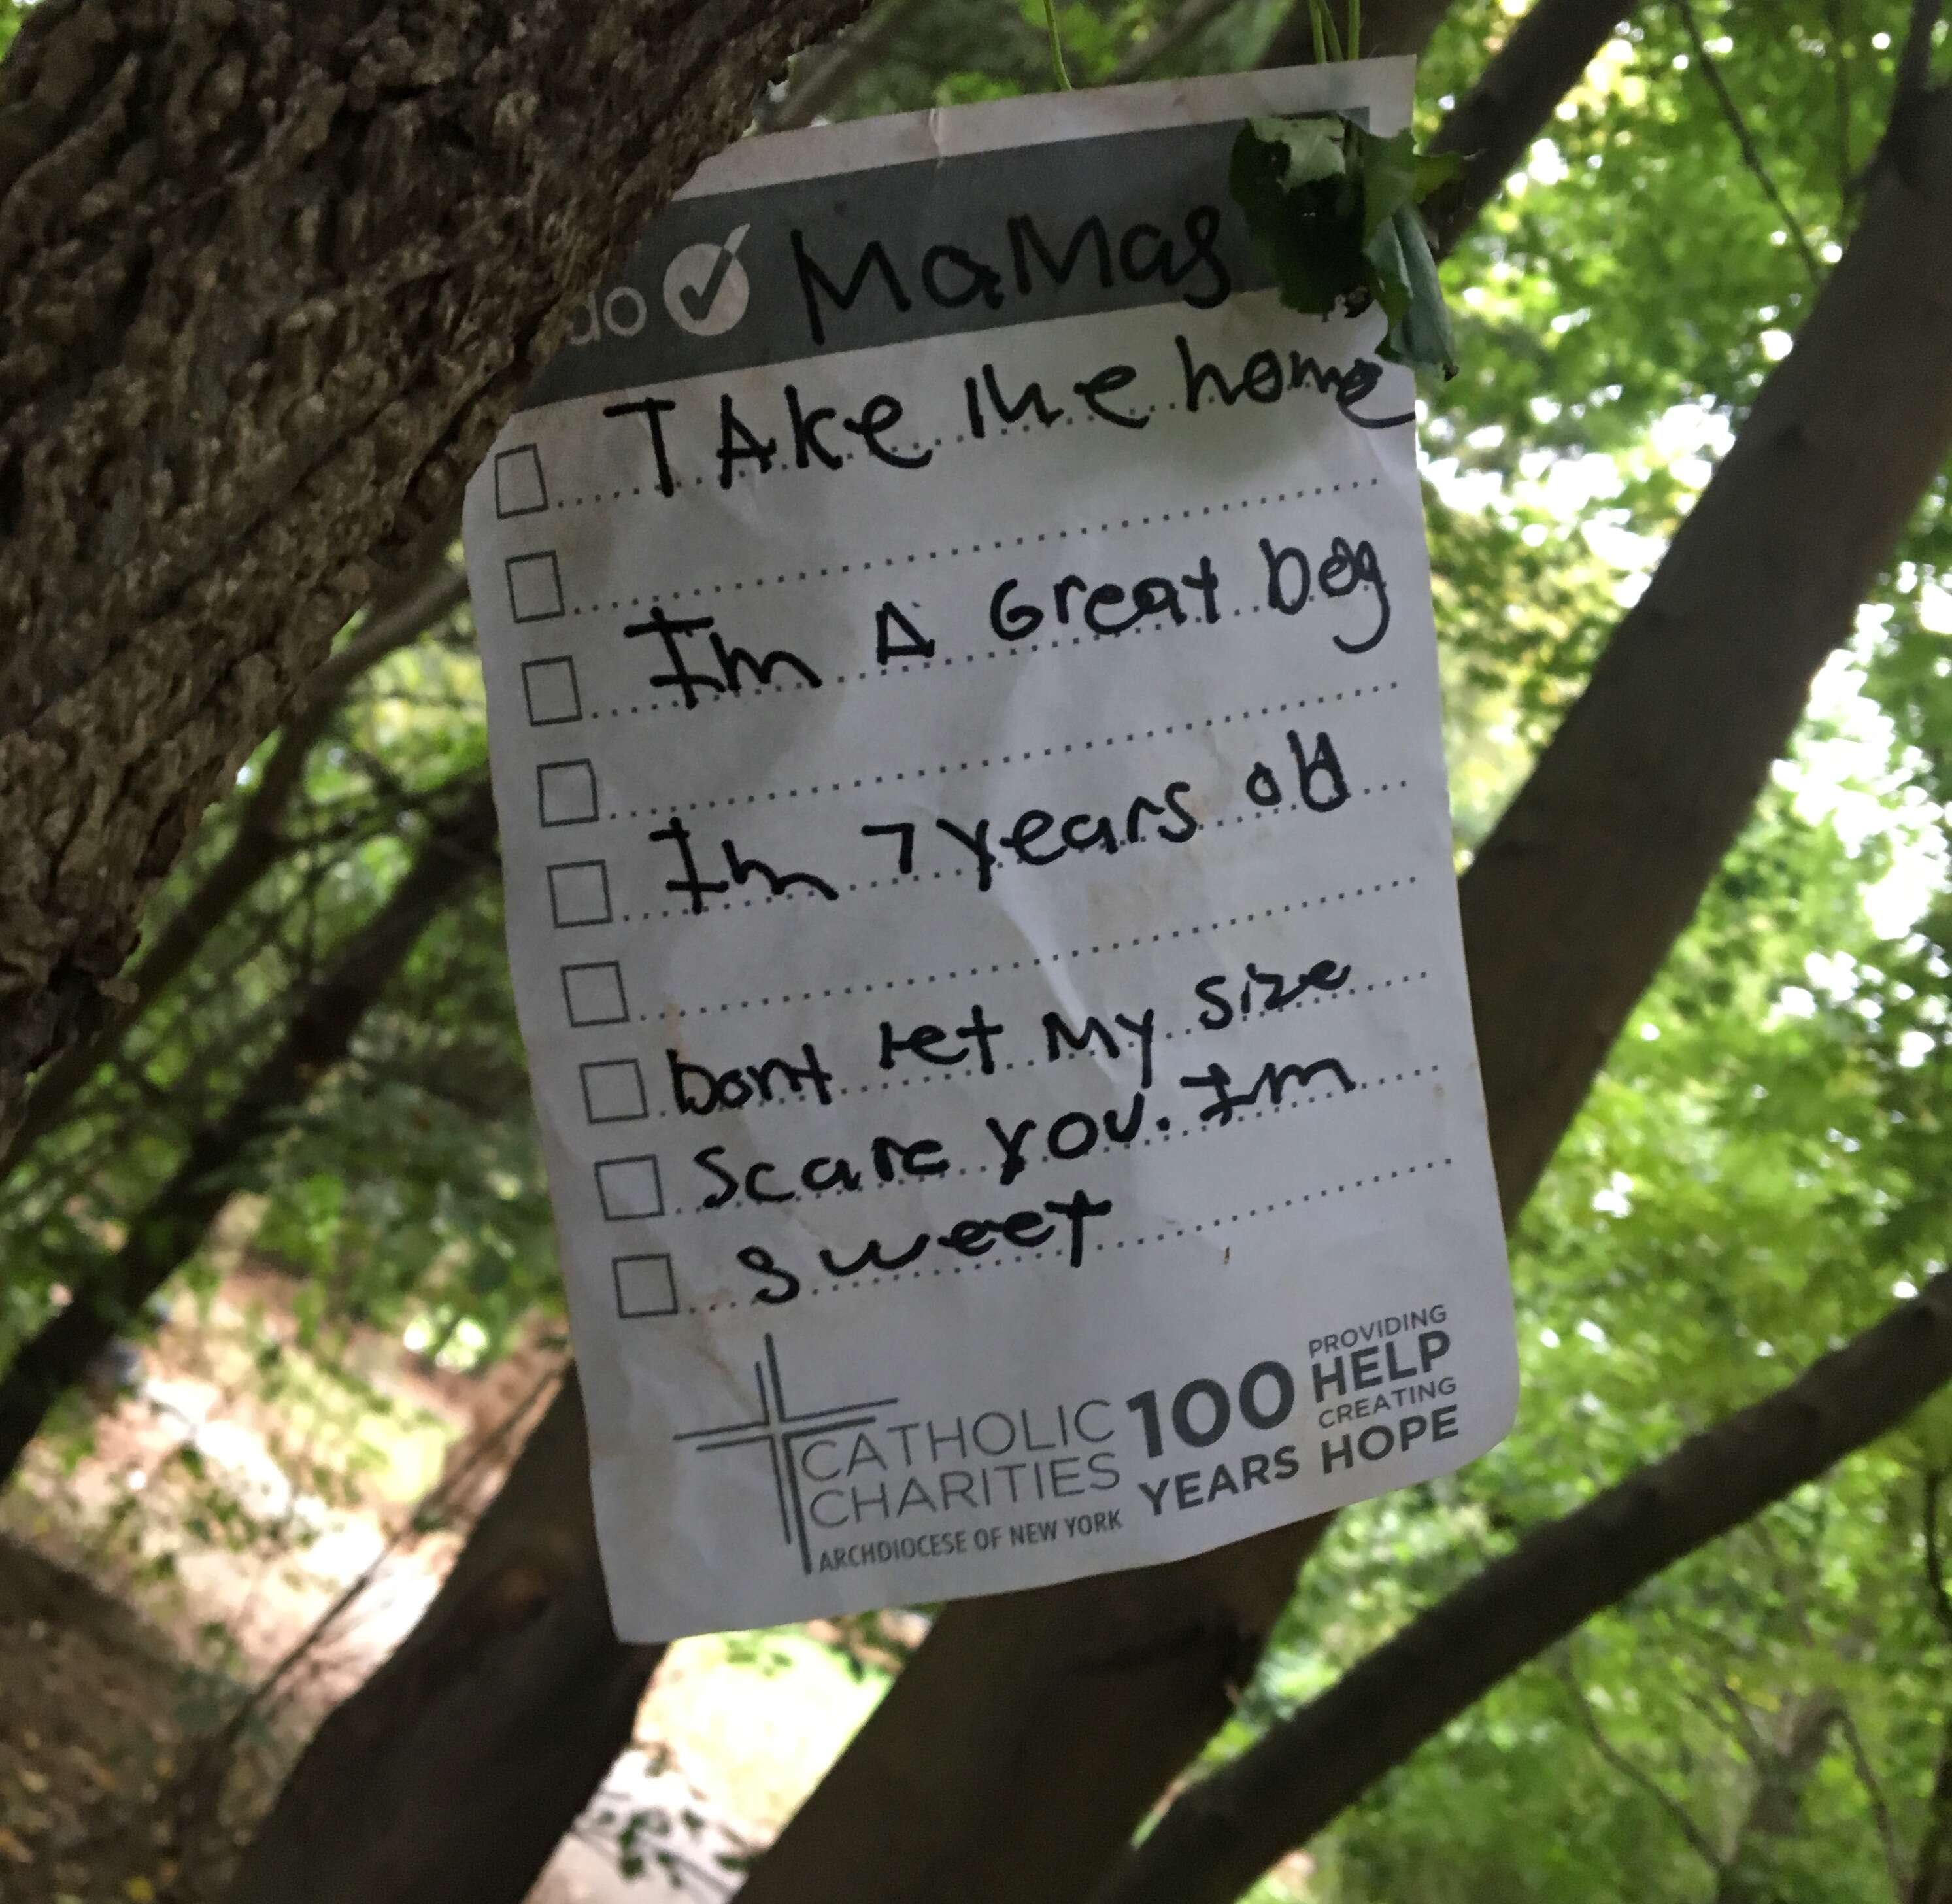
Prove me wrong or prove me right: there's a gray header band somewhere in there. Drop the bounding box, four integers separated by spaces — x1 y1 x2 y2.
521 118 1283 411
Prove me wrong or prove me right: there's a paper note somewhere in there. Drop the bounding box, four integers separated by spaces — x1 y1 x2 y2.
463 58 1516 1643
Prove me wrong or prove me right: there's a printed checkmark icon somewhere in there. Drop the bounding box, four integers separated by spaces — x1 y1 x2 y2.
681 224 750 323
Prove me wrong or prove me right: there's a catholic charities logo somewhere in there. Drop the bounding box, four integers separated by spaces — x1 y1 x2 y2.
674 1334 896 1575
567 224 752 347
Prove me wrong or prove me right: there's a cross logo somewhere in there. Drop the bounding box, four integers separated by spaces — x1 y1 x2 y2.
673 1334 896 1574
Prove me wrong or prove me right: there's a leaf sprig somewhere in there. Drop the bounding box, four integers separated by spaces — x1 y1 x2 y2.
1229 113 1461 380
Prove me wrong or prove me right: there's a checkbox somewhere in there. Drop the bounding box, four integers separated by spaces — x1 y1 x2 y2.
537 760 599 827
494 445 549 518
562 960 628 1027
596 1155 664 1220
507 551 565 623
548 859 613 928
581 1059 649 1124
613 1253 678 1319
522 657 582 726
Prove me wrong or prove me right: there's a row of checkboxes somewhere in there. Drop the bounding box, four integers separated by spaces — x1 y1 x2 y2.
495 447 681 1322
495 436 584 719
495 435 560 622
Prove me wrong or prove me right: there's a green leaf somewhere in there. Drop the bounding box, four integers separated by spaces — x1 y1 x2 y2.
1247 114 1348 187
1357 126 1421 245
1377 203 1458 379
1229 114 1459 381
1413 147 1464 198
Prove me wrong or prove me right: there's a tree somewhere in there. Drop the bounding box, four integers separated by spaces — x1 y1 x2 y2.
1092 1265 1952 1904
0 771 498 1485
7 1 1952 1901
0 0 866 1154
732 20 1952 1904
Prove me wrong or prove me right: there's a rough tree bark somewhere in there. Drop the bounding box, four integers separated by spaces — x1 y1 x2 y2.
0 775 498 1486
0 551 467 1183
0 0 867 1157
1089 1268 1952 1904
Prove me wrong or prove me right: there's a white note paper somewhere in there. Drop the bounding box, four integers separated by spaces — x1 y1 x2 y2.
464 59 1517 1642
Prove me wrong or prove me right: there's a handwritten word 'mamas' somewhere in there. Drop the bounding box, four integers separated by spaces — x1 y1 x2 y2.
792 208 1232 347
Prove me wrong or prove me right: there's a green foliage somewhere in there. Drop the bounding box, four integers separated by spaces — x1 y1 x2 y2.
1231 116 1460 375
9 0 1952 1894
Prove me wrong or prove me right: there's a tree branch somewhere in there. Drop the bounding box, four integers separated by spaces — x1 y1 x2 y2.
1924 1469 1952 1644
1834 1702 1909 1903
1896 0 1947 112
0 776 499 1489
758 0 928 132
1422 0 1643 259
225 1373 665 1904
732 44 1952 1904
1672 0 1823 279
0 551 467 1183
1109 0 1247 84
1091 1272 1952 1904
1557 1655 1724 1869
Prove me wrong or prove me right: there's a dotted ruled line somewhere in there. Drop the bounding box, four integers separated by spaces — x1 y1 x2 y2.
1100 1156 1454 1251
655 1059 1439 1214
579 479 1388 719
678 1153 1454 1314
546 399 1343 520
640 478 1383 603
618 970 1434 1128
666 879 1419 1019
662 682 1401 814
645 785 1407 923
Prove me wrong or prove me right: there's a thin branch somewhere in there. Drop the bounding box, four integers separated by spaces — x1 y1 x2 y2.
1835 1703 1908 1903
1896 0 1946 112
1822 0 1857 199
1108 0 1246 84
1923 1468 1952 1644
756 0 927 133
303 560 467 711
1910 1706 1952 1904
1557 1656 1723 1869
1673 0 1823 280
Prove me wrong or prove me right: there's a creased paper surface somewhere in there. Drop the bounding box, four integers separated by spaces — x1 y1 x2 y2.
463 59 1516 1642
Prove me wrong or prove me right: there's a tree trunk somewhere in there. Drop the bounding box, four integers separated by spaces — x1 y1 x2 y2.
1090 1271 1952 1904
0 552 467 1183
0 776 497 1486
0 0 866 1157
226 1372 666 1904
751 31 1952 1904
